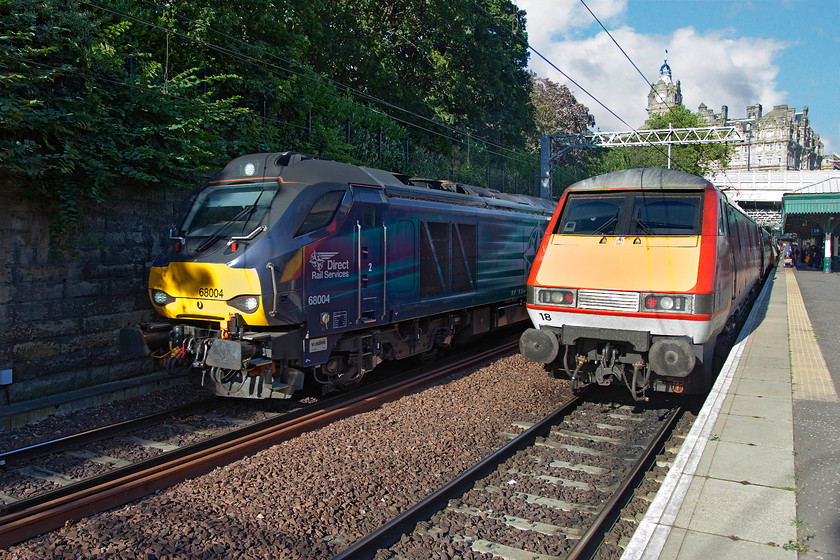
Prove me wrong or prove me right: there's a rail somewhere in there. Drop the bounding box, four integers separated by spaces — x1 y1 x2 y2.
0 340 518 549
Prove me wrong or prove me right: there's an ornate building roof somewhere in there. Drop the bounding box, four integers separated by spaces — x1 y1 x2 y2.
644 51 682 127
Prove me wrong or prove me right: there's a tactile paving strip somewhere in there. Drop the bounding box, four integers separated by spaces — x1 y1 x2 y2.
786 268 839 402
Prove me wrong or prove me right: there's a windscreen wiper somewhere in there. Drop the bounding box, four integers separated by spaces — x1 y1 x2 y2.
593 215 619 235
634 218 655 235
195 189 266 253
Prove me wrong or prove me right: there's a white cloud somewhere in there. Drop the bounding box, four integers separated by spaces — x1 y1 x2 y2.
518 0 626 43
518 2 788 133
669 28 787 119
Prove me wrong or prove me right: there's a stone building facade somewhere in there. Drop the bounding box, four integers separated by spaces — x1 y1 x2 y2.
821 152 840 170
697 103 823 171
644 56 824 172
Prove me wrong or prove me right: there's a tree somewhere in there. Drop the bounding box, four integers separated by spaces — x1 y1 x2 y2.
0 0 543 249
529 72 594 143
528 73 596 189
306 0 534 148
0 0 251 250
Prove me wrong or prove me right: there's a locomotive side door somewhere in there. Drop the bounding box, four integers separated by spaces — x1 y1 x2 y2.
353 186 387 324
725 204 740 300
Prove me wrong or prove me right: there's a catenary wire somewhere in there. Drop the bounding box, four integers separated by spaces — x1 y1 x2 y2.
578 0 735 185
471 0 726 178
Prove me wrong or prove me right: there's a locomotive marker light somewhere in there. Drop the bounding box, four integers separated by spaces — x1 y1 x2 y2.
227 295 259 314
641 293 693 313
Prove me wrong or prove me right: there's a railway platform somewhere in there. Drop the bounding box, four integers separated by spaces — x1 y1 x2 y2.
623 266 840 560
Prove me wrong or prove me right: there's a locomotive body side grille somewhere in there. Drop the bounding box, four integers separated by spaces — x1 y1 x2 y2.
577 289 640 312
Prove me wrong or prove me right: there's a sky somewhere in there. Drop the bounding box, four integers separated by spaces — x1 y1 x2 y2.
514 0 840 156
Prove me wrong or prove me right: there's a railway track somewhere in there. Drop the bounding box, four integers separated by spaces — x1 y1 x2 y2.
0 338 520 549
0 397 220 470
0 396 297 509
334 390 682 560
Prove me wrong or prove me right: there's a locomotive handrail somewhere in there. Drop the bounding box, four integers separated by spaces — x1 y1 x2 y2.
228 224 267 242
382 223 387 321
356 221 362 323
168 228 185 245
266 261 279 317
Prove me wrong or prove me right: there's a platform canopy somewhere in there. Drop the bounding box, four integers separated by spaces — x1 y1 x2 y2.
781 177 840 236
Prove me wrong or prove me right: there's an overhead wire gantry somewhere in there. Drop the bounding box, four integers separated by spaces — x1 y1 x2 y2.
539 125 744 198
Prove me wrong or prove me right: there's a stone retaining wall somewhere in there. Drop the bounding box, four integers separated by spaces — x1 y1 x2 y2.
0 182 182 405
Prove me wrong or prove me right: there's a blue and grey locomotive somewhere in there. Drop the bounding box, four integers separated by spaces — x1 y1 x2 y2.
141 152 554 398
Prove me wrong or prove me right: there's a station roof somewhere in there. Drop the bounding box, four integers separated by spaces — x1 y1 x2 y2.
783 177 840 214
781 177 840 235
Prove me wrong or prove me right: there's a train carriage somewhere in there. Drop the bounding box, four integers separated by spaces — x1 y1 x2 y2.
519 168 773 399
133 152 554 398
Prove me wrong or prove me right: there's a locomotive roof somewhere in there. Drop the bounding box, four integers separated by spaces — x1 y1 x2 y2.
216 152 555 214
566 168 713 192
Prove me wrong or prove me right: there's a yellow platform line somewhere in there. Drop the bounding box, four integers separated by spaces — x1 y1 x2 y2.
786 268 839 402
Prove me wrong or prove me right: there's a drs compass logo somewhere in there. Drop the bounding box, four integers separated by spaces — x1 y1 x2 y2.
309 251 350 280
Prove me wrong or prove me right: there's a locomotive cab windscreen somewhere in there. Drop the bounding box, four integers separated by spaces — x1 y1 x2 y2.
180 182 279 244
555 191 703 237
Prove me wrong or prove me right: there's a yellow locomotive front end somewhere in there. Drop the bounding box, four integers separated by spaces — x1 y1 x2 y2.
133 153 316 399
149 261 270 326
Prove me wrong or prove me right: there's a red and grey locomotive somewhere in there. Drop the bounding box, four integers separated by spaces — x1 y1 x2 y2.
519 168 774 399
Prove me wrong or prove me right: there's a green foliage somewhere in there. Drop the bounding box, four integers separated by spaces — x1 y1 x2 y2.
528 72 598 192
0 0 540 252
646 105 699 129
0 0 248 250
529 72 594 142
307 0 533 149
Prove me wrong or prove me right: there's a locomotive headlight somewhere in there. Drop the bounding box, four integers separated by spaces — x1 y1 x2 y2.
534 287 577 307
228 295 259 314
151 289 175 306
642 293 693 313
